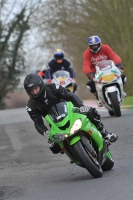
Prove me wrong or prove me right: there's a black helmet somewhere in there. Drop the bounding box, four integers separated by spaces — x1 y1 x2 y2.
24 73 45 99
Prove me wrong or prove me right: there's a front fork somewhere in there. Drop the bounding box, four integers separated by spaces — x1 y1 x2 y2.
59 137 81 164
60 124 105 165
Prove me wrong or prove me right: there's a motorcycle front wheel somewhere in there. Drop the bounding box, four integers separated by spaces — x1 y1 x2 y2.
109 91 121 117
71 140 103 178
108 110 115 116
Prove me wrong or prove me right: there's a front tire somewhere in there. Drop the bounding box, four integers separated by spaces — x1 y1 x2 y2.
109 92 121 117
71 140 103 178
108 110 115 116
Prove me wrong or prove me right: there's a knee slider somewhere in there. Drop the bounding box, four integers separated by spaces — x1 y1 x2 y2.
86 85 91 91
124 77 127 83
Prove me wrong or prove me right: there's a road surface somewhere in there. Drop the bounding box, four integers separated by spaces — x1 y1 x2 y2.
0 105 133 200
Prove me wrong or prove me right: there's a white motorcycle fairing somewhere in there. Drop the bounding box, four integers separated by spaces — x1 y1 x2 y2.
94 60 124 117
105 86 121 105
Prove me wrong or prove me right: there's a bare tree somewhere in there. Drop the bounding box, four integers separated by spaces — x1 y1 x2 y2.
0 0 44 109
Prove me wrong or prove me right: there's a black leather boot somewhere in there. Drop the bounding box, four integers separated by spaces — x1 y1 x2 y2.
97 122 118 142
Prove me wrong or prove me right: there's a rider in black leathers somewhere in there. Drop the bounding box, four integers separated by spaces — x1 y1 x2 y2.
24 73 118 154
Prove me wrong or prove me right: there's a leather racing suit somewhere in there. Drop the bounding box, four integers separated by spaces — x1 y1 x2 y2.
26 83 115 153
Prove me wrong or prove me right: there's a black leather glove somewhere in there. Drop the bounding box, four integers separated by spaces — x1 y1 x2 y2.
80 106 91 114
43 130 50 138
87 72 95 80
116 63 124 72
48 138 61 154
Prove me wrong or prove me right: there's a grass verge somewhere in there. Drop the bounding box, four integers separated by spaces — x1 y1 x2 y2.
122 96 133 108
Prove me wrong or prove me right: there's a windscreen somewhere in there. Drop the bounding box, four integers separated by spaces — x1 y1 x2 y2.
48 102 68 122
96 60 113 71
53 70 70 79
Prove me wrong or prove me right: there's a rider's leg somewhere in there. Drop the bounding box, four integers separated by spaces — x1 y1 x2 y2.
86 107 118 142
86 80 103 107
86 80 96 94
121 74 127 97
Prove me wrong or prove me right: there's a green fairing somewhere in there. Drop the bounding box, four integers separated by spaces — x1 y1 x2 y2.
44 101 114 176
111 70 120 74
81 118 103 151
106 150 113 160
45 102 103 151
97 72 104 79
69 136 81 145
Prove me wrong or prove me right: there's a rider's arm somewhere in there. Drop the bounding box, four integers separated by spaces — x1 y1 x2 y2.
68 63 76 79
103 45 122 65
45 68 52 79
45 60 55 80
83 49 92 75
26 104 48 136
68 67 76 79
64 60 76 78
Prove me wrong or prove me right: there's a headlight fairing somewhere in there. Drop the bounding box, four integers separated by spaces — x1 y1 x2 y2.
53 133 65 141
70 119 82 135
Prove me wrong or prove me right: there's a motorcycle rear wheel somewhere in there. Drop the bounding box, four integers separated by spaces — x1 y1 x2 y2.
102 156 114 171
71 140 103 178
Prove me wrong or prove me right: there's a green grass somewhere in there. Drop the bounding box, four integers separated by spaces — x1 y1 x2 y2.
122 96 133 107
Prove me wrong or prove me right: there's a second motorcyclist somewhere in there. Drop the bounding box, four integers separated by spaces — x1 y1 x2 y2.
83 35 127 106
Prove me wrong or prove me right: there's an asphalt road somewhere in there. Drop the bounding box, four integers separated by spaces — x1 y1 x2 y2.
0 106 133 200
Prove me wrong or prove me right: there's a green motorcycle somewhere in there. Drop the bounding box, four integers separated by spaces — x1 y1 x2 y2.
45 101 114 178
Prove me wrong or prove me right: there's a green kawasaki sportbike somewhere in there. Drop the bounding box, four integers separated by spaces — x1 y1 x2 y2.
45 101 114 178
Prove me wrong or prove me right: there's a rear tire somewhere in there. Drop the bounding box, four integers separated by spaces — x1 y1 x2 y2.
109 92 121 117
71 140 103 178
102 156 114 171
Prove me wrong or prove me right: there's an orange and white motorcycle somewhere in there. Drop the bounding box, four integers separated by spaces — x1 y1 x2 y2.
93 60 125 117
